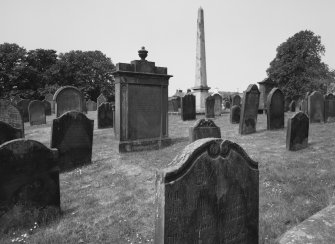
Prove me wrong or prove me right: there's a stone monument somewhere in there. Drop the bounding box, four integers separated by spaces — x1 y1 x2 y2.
308 91 324 123
266 88 284 130
189 118 221 142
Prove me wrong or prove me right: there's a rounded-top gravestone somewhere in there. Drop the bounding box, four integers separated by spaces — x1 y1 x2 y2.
53 86 84 117
43 99 52 116
212 93 222 116
230 105 241 124
0 99 24 136
28 100 46 126
308 91 324 123
17 99 31 122
266 88 284 130
232 94 241 106
324 93 335 122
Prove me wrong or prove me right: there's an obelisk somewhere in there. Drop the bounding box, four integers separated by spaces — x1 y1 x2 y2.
192 7 210 113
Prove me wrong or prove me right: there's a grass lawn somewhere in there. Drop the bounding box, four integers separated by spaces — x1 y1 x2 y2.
1 110 335 244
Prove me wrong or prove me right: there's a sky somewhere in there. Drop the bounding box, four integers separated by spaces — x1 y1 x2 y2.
1 0 335 96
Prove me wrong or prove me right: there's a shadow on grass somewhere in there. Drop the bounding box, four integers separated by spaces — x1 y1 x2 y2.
169 137 189 146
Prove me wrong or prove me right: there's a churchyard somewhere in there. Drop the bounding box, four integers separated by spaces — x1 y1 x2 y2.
0 109 334 243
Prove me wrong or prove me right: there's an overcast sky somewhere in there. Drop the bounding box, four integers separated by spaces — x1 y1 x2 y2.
1 0 335 96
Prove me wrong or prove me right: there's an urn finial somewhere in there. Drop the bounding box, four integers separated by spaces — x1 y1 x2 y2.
138 46 148 61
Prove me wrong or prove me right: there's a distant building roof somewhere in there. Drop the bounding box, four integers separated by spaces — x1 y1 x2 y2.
172 89 185 97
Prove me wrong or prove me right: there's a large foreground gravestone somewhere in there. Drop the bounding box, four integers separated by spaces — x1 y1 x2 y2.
28 100 46 126
189 119 221 143
266 88 284 130
230 105 241 124
0 99 24 136
286 112 309 151
53 86 85 117
239 84 260 135
17 99 31 122
205 96 215 118
212 93 222 116
308 91 324 123
0 121 23 145
51 111 94 171
112 47 172 152
0 139 60 211
43 100 52 116
97 102 114 129
181 93 196 121
324 94 335 122
97 93 107 109
155 138 259 244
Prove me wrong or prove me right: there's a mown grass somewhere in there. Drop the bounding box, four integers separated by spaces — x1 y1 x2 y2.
1 110 335 244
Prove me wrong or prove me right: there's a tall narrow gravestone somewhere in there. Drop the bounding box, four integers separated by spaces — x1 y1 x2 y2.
97 102 114 129
28 100 46 126
289 100 296 112
53 86 84 117
97 93 107 109
51 111 94 171
181 93 196 121
189 119 221 143
212 93 222 116
112 47 172 152
286 112 309 151
205 96 215 118
266 88 284 130
0 139 60 211
324 94 335 122
43 100 52 116
239 84 260 135
155 138 259 244
232 94 241 106
0 99 24 136
17 99 31 123
308 91 324 123
230 105 241 124
0 121 23 145
44 93 55 114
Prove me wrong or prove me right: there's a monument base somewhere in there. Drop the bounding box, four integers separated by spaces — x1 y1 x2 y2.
118 137 171 153
192 86 210 113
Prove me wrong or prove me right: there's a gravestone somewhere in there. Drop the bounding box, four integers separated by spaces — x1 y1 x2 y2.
181 93 196 121
51 111 94 171
230 105 241 124
97 93 107 109
0 121 23 145
189 119 221 142
324 94 335 122
97 102 114 129
155 138 259 244
17 99 31 122
28 100 46 126
232 94 241 106
308 91 324 123
0 139 60 211
266 88 284 130
44 93 55 113
43 99 52 116
0 99 24 136
205 96 215 118
284 97 292 112
86 99 97 111
302 92 311 115
289 100 296 112
53 86 84 117
168 97 179 112
286 112 309 151
239 84 260 135
212 93 222 116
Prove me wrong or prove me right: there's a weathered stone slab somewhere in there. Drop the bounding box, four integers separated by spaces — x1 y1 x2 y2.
232 94 241 106
97 93 107 109
155 138 259 244
86 99 97 111
230 105 241 124
51 111 94 171
0 139 60 211
181 93 196 121
289 100 296 112
205 96 215 118
17 99 31 122
212 93 222 116
266 88 284 130
189 119 221 142
239 84 260 135
0 99 24 136
324 93 335 122
53 86 84 117
43 100 52 116
0 121 23 145
224 100 230 109
97 102 114 129
286 112 309 151
28 100 46 126
168 97 179 112
308 91 324 123
44 93 55 114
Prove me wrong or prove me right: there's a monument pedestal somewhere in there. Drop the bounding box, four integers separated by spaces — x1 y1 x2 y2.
192 85 210 114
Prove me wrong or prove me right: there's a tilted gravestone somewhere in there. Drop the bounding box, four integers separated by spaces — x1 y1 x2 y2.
17 99 31 123
266 88 284 130
0 121 23 145
324 94 335 122
181 93 196 121
0 139 60 211
289 100 296 112
97 93 107 109
230 105 241 124
86 99 97 111
44 93 55 114
51 111 94 171
155 138 259 244
97 102 114 129
28 100 46 126
286 112 309 151
53 86 84 117
232 94 241 106
43 100 52 116
239 84 260 135
189 119 221 143
212 93 222 116
308 91 324 123
0 99 24 136
205 96 215 118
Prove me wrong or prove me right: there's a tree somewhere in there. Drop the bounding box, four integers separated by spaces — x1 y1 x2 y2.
266 30 335 100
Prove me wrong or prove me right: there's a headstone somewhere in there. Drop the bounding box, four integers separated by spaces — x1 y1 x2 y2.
239 84 260 135
97 93 107 109
0 99 24 136
324 94 335 122
28 100 46 126
266 88 284 130
286 112 309 151
212 93 222 116
289 100 296 112
308 91 324 123
155 138 259 244
86 99 97 111
51 111 94 171
284 97 292 112
181 93 196 121
230 105 241 124
44 93 55 114
17 99 31 122
0 121 23 145
97 102 114 129
168 97 179 112
302 92 311 115
232 94 241 106
0 139 60 211
205 96 215 118
43 99 52 116
189 118 221 142
224 100 230 109
53 86 84 117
